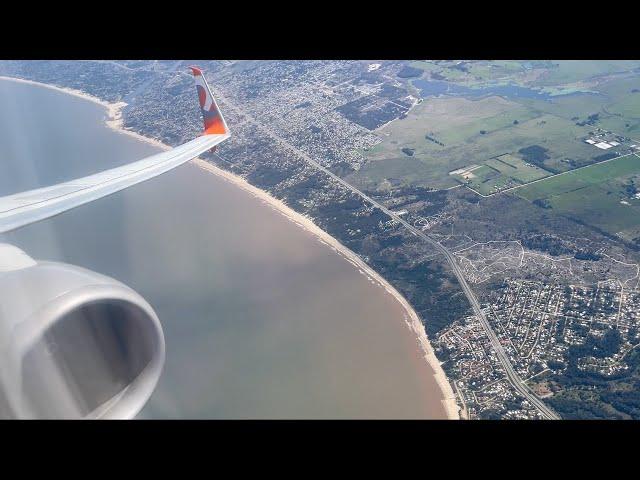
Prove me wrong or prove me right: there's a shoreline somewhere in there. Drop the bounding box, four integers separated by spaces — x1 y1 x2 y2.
192 159 461 419
0 75 462 420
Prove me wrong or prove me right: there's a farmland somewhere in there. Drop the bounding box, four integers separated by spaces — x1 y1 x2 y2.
517 154 640 200
536 60 640 86
515 154 640 236
485 154 549 183
450 154 551 195
512 75 640 137
351 94 608 192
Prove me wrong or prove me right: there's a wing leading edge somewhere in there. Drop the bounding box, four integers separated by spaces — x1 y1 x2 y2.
0 67 229 235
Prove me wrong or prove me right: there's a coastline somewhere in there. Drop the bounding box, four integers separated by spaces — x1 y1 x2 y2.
0 75 462 420
192 159 462 420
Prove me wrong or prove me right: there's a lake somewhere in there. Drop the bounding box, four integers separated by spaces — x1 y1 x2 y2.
412 78 584 101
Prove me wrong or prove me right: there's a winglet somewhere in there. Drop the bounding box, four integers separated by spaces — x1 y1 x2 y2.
190 66 229 136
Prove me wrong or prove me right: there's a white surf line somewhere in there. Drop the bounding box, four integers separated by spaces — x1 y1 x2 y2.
0 74 462 418
193 159 462 419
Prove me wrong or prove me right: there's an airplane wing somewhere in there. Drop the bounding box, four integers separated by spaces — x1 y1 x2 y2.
0 66 229 235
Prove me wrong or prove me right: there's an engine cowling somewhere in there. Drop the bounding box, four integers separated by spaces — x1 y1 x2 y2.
0 244 165 419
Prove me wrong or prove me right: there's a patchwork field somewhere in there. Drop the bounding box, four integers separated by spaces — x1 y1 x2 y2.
450 164 500 195
517 154 640 200
485 154 550 183
515 154 640 236
450 154 551 195
351 95 604 191
351 63 640 195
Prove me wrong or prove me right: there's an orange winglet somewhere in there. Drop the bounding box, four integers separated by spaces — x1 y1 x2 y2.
190 66 228 135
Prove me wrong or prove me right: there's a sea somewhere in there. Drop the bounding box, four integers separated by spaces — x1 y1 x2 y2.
0 78 450 418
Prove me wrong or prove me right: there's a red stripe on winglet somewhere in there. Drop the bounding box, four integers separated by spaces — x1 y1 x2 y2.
197 85 207 107
204 117 226 135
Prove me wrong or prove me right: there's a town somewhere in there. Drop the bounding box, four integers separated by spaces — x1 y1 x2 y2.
437 279 640 418
3 60 640 419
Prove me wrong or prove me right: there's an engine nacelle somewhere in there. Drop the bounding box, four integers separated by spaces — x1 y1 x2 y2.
0 244 165 419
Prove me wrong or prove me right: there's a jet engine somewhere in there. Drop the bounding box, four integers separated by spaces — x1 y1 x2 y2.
0 243 165 419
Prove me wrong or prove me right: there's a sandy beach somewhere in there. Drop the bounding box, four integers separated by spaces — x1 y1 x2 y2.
0 75 462 419
192 159 462 419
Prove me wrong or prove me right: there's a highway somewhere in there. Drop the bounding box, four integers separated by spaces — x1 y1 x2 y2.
215 90 560 420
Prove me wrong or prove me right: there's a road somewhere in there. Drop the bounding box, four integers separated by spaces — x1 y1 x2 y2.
214 89 560 420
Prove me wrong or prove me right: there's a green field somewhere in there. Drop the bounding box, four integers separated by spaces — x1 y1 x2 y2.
517 154 640 200
350 62 640 194
516 154 640 235
407 60 536 88
536 61 640 86
450 164 500 195
485 154 550 183
516 76 640 137
350 95 601 191
449 154 551 195
466 174 517 196
347 155 450 191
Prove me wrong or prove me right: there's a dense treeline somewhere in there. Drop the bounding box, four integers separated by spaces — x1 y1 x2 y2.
548 331 640 419
521 233 573 256
518 145 558 173
396 66 423 78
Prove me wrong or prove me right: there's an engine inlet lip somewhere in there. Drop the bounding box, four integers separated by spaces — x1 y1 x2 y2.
12 282 165 420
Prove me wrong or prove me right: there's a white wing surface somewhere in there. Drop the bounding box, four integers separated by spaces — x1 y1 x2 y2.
0 67 229 234
0 133 228 234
